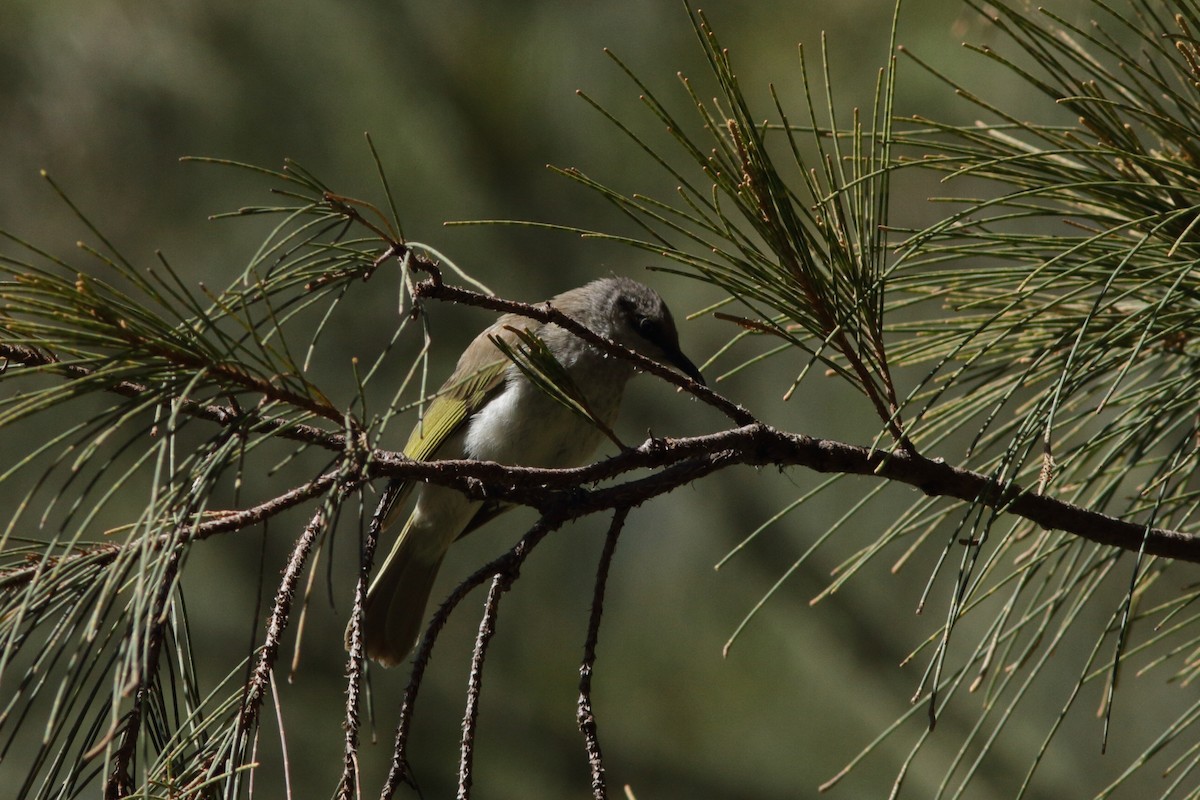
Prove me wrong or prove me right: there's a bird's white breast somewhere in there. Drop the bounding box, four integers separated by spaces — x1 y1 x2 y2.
463 363 626 469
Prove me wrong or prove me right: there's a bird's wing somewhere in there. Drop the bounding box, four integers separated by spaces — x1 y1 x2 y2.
376 316 533 531
402 361 505 462
402 315 532 462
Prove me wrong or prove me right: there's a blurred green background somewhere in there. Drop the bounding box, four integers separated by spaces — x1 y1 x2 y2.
1 1 1180 798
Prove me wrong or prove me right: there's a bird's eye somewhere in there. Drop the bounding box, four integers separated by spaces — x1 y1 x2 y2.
637 316 657 337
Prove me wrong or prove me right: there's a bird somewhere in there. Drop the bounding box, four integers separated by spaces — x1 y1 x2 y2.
353 276 704 667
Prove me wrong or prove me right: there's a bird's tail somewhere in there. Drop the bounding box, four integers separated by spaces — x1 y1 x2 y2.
344 480 443 668
357 510 448 667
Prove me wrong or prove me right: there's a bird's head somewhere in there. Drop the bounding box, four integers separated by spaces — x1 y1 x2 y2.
575 276 706 386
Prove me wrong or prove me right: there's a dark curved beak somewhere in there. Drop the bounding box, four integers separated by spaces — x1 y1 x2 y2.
665 346 706 387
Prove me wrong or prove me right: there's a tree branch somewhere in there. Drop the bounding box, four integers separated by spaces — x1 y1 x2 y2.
12 421 1196 609
9 417 1197 627
365 425 1200 563
0 342 347 452
0 469 352 592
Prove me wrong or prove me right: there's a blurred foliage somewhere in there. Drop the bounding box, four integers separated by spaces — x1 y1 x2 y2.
8 1 1200 800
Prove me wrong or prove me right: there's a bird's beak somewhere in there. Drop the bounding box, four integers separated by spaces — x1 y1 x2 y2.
665 346 706 387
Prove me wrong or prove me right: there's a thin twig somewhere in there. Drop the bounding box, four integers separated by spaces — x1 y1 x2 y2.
0 470 354 592
578 507 629 800
239 504 329 731
456 518 554 798
337 497 385 800
382 518 559 800
380 563 501 797
457 572 510 800
0 342 347 452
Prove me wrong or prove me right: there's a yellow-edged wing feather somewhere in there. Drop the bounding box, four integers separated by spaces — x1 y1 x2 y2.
375 317 533 531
